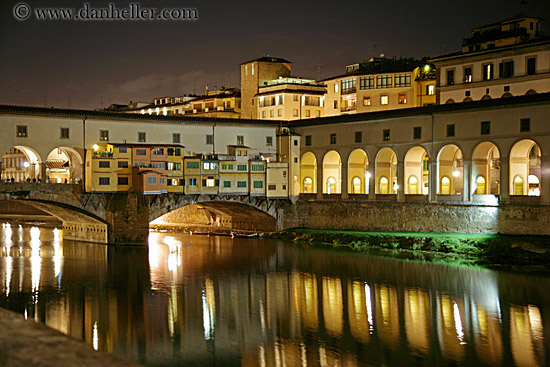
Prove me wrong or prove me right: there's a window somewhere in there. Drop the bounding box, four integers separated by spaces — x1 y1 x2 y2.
504 86 510 92
383 129 390 141
481 121 491 135
380 95 389 105
147 177 157 185
141 161 146 167
360 76 374 90
330 134 336 144
245 65 248 76
118 177 129 185
376 75 392 89
316 110 321 117
413 126 422 139
251 164 265 172
293 95 298 101
221 163 233 170
16 125 27 137
237 135 244 145
465 91 471 97
483 64 494 81
100 130 109 141
203 134 213 145
167 162 181 170
268 184 276 190
186 161 200 169
447 69 454 85
253 181 263 189
520 118 530 132
167 147 181 156
237 181 247 188
138 132 146 142
223 181 231 188
447 124 455 137
294 157 298 163
334 83 339 93
363 96 371 106
152 162 165 169
118 147 127 153
262 111 266 118
251 64 254 75
526 57 536 75
266 136 273 146
173 133 180 144
426 85 435 96
278 109 282 117
204 178 216 187
98 161 110 168
333 100 338 109
499 61 514 78
237 164 247 171
293 109 298 117
464 67 472 83
99 177 110 185
305 110 311 117
398 94 407 104
152 148 164 155
60 128 69 139
203 162 217 170
355 131 362 143
188 178 197 186
270 110 274 118
341 78 356 93
394 73 411 87
294 139 298 146
305 135 312 146
136 149 146 156
118 161 128 168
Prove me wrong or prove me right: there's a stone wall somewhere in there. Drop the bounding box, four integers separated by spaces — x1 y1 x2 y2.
105 192 150 244
282 200 550 236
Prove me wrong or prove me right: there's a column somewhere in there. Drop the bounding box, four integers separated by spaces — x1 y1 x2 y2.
397 161 405 202
541 156 550 205
429 157 438 202
40 162 47 182
499 156 510 204
463 159 472 202
316 154 323 200
341 154 348 199
368 166 375 201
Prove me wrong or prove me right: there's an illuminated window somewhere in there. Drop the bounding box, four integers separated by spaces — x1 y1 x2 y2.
266 136 273 146
237 135 244 145
383 129 390 141
427 85 435 95
360 76 374 90
341 78 356 93
398 94 407 104
483 64 494 80
363 96 371 106
376 75 392 88
380 95 389 105
100 130 109 141
333 100 338 109
394 73 411 87
334 83 339 93
464 67 472 83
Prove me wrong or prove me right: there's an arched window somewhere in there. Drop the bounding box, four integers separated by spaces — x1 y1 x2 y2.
476 176 486 195
528 175 540 196
351 177 361 194
303 177 313 193
441 176 451 195
514 176 524 195
327 177 336 194
379 176 389 194
408 176 418 195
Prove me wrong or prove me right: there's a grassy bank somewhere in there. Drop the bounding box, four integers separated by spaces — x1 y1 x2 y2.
266 228 550 267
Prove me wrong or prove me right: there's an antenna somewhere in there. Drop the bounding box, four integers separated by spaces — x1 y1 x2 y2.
316 64 322 81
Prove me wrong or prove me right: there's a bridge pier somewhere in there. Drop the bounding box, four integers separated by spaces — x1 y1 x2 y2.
105 192 150 245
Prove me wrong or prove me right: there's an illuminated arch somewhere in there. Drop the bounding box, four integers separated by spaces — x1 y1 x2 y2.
322 150 341 194
437 144 463 195
375 147 397 194
300 152 317 193
348 149 369 194
1 146 42 182
472 142 500 195
509 139 541 196
404 146 429 195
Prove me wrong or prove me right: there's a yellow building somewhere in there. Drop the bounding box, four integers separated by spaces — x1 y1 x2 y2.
184 156 202 194
183 88 241 118
256 77 326 120
249 160 266 196
85 144 120 192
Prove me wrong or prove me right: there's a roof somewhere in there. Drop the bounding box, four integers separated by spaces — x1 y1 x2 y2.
110 143 185 148
289 92 550 128
240 56 292 65
318 67 416 82
0 104 281 127
472 13 542 31
227 145 250 149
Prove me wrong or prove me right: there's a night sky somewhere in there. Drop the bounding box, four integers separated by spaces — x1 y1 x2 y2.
1 0 549 110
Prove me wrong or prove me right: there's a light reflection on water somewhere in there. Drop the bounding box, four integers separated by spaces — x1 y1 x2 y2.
0 224 549 367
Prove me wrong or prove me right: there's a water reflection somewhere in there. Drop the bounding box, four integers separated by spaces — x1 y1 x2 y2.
0 224 549 367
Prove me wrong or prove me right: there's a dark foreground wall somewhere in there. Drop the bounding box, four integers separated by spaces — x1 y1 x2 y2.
282 200 550 236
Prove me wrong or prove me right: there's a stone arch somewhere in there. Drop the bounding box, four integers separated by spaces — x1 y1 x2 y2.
45 147 83 184
375 147 397 194
481 95 492 100
437 144 463 195
509 139 541 196
501 92 513 98
445 98 455 104
1 146 43 182
463 97 473 102
472 141 500 195
348 148 369 194
404 146 429 195
525 89 537 96
300 152 317 193
322 150 341 194
150 200 277 232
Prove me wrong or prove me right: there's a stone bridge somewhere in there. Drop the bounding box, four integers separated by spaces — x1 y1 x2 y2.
0 182 289 244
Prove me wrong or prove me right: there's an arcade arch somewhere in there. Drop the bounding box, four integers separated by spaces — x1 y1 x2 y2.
437 145 463 195
472 142 500 195
1 146 42 182
300 152 317 193
348 149 369 194
376 148 397 194
404 146 429 195
509 140 541 196
323 151 341 194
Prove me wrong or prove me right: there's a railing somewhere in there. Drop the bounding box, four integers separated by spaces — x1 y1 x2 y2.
0 182 82 192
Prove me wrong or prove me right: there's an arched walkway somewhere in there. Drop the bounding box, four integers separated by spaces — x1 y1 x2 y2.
348 149 369 194
46 147 83 184
376 148 397 194
323 151 341 194
509 140 541 196
437 145 463 195
404 146 429 195
300 152 317 193
472 142 500 195
1 146 42 182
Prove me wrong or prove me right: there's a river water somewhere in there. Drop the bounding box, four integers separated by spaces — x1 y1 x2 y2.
0 223 548 367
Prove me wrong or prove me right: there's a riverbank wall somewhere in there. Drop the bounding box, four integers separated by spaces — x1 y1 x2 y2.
282 200 550 236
